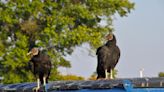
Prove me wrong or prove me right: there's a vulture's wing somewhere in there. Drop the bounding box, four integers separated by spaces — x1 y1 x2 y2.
28 60 34 73
96 46 113 64
112 46 120 67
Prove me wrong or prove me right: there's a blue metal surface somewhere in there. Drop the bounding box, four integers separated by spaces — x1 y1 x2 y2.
52 88 126 92
132 88 164 92
52 88 164 92
0 77 164 92
123 80 133 92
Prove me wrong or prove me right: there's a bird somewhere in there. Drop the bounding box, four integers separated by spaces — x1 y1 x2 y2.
96 33 120 79
27 47 51 92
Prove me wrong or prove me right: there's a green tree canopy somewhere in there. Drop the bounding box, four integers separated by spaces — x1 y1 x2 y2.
0 0 134 84
159 72 164 77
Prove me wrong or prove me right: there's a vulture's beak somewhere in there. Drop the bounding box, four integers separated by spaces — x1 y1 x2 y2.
27 51 32 56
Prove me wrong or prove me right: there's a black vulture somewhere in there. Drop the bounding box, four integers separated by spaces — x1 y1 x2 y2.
96 33 120 79
27 47 51 92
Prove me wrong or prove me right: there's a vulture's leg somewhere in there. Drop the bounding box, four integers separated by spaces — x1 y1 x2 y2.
37 78 40 89
43 76 46 86
37 78 40 91
110 69 113 79
43 76 48 92
33 78 40 92
105 69 108 79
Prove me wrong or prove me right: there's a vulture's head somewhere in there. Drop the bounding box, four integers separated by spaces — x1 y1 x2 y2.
105 33 117 45
105 33 114 40
27 47 39 56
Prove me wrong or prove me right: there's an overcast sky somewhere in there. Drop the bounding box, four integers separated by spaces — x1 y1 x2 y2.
59 0 164 79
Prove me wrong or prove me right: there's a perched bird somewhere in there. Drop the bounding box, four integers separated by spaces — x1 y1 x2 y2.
96 33 120 79
27 47 51 92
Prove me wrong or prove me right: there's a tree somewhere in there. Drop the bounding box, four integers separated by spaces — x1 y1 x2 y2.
59 74 84 81
88 72 97 80
0 0 134 84
159 72 164 77
109 69 118 79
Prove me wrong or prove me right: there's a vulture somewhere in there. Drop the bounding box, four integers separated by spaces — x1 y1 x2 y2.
27 47 51 92
96 33 120 79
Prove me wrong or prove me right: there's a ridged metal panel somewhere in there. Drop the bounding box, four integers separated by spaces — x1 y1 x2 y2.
0 77 164 92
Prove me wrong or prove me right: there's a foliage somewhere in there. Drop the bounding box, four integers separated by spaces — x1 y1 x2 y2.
88 72 97 80
109 69 118 79
0 0 134 83
58 74 84 81
159 72 164 77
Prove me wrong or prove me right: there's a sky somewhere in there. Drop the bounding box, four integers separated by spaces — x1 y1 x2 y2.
59 0 164 79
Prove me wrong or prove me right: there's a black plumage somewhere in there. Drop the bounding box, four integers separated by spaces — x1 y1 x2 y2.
96 34 120 79
27 48 51 91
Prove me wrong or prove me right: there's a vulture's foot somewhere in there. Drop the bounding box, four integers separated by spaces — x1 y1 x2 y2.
32 87 40 92
33 87 45 92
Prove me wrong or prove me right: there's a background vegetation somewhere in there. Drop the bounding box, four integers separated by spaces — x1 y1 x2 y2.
0 0 134 84
159 72 164 77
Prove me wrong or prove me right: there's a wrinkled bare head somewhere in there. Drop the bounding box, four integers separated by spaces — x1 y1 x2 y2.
105 33 114 41
27 47 39 56
105 33 117 46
